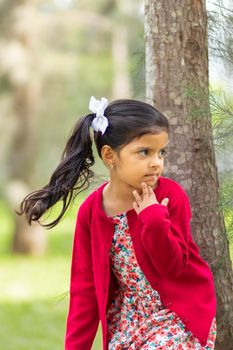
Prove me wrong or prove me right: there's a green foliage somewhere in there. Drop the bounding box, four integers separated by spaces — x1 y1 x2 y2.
208 1 233 66
183 86 210 120
209 89 233 250
210 88 233 149
219 172 233 242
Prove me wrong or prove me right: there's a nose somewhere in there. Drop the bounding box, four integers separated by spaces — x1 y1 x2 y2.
149 154 163 168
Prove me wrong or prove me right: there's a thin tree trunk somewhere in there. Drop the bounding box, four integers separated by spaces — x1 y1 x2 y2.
1 0 46 254
111 0 132 99
144 0 233 348
112 24 132 99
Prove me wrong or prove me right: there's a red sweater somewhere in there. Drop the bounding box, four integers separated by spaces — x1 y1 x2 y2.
65 176 217 349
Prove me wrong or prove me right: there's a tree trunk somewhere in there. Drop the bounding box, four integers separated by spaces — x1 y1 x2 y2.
144 0 233 348
7 180 46 255
112 24 132 99
0 0 46 254
111 0 132 99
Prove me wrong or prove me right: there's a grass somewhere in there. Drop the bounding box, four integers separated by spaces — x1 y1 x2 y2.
0 197 102 350
0 196 232 350
0 300 67 350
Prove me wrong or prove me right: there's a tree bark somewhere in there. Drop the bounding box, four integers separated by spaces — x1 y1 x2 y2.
144 0 233 348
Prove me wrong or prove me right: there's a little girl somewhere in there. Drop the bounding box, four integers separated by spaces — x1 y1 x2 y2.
18 96 217 349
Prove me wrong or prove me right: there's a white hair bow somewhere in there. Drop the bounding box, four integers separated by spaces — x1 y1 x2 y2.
89 96 109 134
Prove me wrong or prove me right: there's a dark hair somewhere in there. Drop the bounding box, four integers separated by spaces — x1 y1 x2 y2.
17 98 169 228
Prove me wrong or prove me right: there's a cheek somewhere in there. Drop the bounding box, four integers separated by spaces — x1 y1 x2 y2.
121 157 138 167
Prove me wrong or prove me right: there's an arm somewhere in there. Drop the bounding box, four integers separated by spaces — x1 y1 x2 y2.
65 204 99 350
138 188 192 278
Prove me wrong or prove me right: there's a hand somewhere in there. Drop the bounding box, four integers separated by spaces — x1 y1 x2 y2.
132 182 169 215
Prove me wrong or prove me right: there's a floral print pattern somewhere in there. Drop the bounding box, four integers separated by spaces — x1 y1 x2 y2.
106 212 216 350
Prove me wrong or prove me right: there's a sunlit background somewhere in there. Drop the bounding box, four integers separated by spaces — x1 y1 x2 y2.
0 0 232 349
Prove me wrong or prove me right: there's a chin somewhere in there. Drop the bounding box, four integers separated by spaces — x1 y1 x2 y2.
150 177 159 186
146 177 158 184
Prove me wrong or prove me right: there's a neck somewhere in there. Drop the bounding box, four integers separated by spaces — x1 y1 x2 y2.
106 179 136 203
102 178 135 216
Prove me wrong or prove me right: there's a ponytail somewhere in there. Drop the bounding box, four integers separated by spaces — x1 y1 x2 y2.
16 114 95 229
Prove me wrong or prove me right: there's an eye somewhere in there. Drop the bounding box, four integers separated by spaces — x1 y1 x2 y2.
159 149 167 156
139 149 149 156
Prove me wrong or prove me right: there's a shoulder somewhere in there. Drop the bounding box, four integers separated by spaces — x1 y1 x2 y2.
158 176 192 218
158 176 190 200
74 187 99 231
77 182 105 221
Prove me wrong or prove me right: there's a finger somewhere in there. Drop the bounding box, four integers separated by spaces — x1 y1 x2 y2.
148 186 154 196
133 201 139 212
161 197 169 206
141 182 149 197
132 190 142 204
148 186 159 203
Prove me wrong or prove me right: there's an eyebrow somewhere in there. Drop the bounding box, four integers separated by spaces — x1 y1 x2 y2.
136 143 169 151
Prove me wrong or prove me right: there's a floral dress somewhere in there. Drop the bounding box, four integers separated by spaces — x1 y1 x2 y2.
106 212 217 350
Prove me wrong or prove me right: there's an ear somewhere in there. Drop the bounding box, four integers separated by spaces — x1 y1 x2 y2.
101 145 117 168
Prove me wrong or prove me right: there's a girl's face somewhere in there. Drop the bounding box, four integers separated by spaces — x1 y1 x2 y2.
108 131 169 191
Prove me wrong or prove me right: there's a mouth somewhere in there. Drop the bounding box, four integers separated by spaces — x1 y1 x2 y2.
144 174 159 180
145 173 159 177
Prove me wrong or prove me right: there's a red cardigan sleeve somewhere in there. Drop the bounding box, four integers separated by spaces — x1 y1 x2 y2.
65 204 99 350
138 186 192 278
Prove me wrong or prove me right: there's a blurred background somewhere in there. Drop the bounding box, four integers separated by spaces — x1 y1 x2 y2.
0 0 232 349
